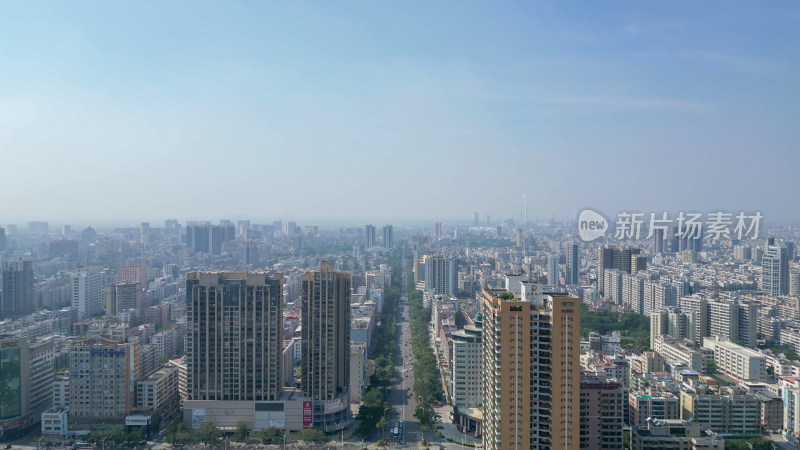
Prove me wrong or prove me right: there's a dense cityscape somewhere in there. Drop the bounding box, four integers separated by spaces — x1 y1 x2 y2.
0 217 799 449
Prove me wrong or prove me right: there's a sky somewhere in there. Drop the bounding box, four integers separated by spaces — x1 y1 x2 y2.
0 1 798 227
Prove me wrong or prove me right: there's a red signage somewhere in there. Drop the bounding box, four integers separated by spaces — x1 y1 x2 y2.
2 421 24 430
1 341 19 349
302 401 313 428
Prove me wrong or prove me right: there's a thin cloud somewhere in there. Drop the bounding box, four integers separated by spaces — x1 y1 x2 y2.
678 50 785 76
544 95 714 114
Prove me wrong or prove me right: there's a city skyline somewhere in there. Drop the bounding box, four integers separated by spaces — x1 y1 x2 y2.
1 2 799 223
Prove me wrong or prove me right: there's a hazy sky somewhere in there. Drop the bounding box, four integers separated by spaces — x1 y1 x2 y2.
1 2 798 226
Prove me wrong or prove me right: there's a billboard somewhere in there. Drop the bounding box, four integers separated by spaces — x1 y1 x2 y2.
191 409 205 430
302 401 312 428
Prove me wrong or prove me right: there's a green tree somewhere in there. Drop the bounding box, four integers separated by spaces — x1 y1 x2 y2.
232 421 248 442
194 422 221 444
290 428 328 444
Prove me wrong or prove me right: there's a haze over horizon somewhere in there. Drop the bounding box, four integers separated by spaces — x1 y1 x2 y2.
1 2 798 225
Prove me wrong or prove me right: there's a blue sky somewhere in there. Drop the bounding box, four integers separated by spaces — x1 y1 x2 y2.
0 2 798 226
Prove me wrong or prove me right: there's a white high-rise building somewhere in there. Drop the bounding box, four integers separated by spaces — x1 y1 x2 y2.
762 238 789 296
423 255 458 296
72 267 103 320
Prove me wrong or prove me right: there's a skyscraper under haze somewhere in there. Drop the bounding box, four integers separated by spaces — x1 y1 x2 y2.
301 261 351 431
565 241 580 285
382 225 393 249
364 224 376 248
1 258 34 319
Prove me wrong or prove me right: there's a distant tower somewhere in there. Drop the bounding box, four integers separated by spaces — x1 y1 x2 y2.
364 224 376 248
382 225 393 249
523 194 528 225
566 241 580 285
471 212 479 226
763 238 789 295
435 222 442 241
548 254 560 286
1 258 34 319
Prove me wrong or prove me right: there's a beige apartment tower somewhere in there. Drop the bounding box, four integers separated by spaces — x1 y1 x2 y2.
186 272 283 401
481 288 581 450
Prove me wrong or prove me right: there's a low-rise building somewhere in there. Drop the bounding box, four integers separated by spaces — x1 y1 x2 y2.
680 389 761 437
702 337 766 381
631 419 723 450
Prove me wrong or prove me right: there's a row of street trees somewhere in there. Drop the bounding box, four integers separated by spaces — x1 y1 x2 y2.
354 253 403 437
407 286 443 427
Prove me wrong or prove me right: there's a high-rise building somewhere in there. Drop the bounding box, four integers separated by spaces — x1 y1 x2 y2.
140 222 150 245
382 225 393 249
1 258 34 319
364 224 376 248
186 272 284 402
481 288 581 450
423 255 458 296
762 238 790 296
580 377 624 449
435 222 442 241
680 390 761 436
185 223 230 255
650 309 693 348
105 282 142 317
653 228 665 255
0 226 7 252
68 337 140 427
472 212 479 226
244 241 259 266
565 241 580 285
548 254 560 286
450 319 482 411
791 270 800 297
597 245 641 296
117 264 147 286
0 335 31 438
72 267 103 320
301 262 350 431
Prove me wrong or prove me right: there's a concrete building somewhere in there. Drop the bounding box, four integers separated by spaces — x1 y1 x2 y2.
548 253 560 286
349 342 366 403
631 419 723 450
650 309 694 348
652 336 705 372
136 366 179 413
382 225 393 249
580 377 624 449
364 224 376 248
782 377 800 436
629 393 680 427
68 337 140 429
186 272 283 402
1 258 34 319
680 390 761 437
72 267 103 320
301 262 350 431
762 238 790 296
565 241 580 285
423 255 458 296
117 264 147 286
0 335 32 438
481 288 581 450
597 245 641 296
105 282 141 318
450 321 482 410
702 337 766 381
